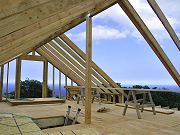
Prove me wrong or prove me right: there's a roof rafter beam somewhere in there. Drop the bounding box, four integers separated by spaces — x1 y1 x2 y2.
147 0 180 51
0 0 117 65
59 34 125 96
117 0 180 87
37 47 84 86
48 41 111 94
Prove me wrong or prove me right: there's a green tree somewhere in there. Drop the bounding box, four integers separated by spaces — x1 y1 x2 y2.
9 79 52 98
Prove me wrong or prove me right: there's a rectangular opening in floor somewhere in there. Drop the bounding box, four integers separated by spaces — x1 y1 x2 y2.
32 116 80 129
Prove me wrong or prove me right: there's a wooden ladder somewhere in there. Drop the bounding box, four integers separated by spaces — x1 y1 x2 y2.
123 90 156 119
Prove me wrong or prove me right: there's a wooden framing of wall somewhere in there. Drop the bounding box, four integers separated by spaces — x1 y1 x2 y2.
42 60 48 98
6 63 9 100
85 14 92 124
15 58 21 99
0 0 179 124
0 0 117 65
0 65 4 102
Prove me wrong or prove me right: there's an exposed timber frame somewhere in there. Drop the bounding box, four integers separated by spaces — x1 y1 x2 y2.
0 65 4 102
15 58 21 99
42 60 48 98
6 63 9 101
0 0 117 65
0 0 179 125
147 0 180 51
117 0 180 87
85 14 92 124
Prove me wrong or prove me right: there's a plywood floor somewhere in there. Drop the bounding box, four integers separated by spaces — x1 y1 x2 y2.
0 100 180 135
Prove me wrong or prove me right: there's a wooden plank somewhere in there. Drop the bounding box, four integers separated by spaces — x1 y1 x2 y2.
44 44 85 81
59 71 61 98
15 58 21 99
71 80 73 86
37 48 84 86
59 34 126 100
0 65 4 102
7 98 65 106
52 66 55 97
65 75 68 98
147 0 180 51
32 50 36 55
59 35 124 91
61 131 75 135
118 0 180 87
0 0 86 37
48 41 109 94
85 15 92 124
42 60 48 98
72 128 100 135
0 0 117 65
20 55 45 61
0 0 111 46
0 0 51 19
37 47 104 93
6 62 9 100
53 38 113 94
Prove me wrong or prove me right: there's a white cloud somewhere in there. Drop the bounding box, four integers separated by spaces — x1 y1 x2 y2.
67 25 129 41
95 0 180 41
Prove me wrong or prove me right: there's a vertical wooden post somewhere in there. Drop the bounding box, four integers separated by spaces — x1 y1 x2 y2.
65 75 67 98
71 80 73 86
42 60 48 98
32 50 36 55
6 63 9 101
85 14 92 124
15 58 21 99
0 65 4 102
52 66 55 97
59 71 61 98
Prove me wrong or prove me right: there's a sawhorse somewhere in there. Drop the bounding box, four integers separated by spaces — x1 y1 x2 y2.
123 90 156 119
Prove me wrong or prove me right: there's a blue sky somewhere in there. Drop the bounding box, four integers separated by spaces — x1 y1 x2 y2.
3 0 180 87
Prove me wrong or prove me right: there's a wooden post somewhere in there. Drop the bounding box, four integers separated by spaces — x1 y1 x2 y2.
71 80 73 86
32 50 36 55
42 60 48 97
59 71 61 98
85 14 92 124
65 75 67 98
0 65 4 102
15 58 21 99
6 63 9 101
52 66 55 97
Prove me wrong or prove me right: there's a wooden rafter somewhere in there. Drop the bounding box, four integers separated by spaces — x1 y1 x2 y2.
59 34 126 99
147 0 180 51
0 65 4 101
19 55 45 61
36 47 84 86
0 0 116 65
118 0 180 87
48 41 112 94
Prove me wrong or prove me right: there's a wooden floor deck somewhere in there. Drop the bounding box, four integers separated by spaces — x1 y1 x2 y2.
6 98 65 106
0 99 180 135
